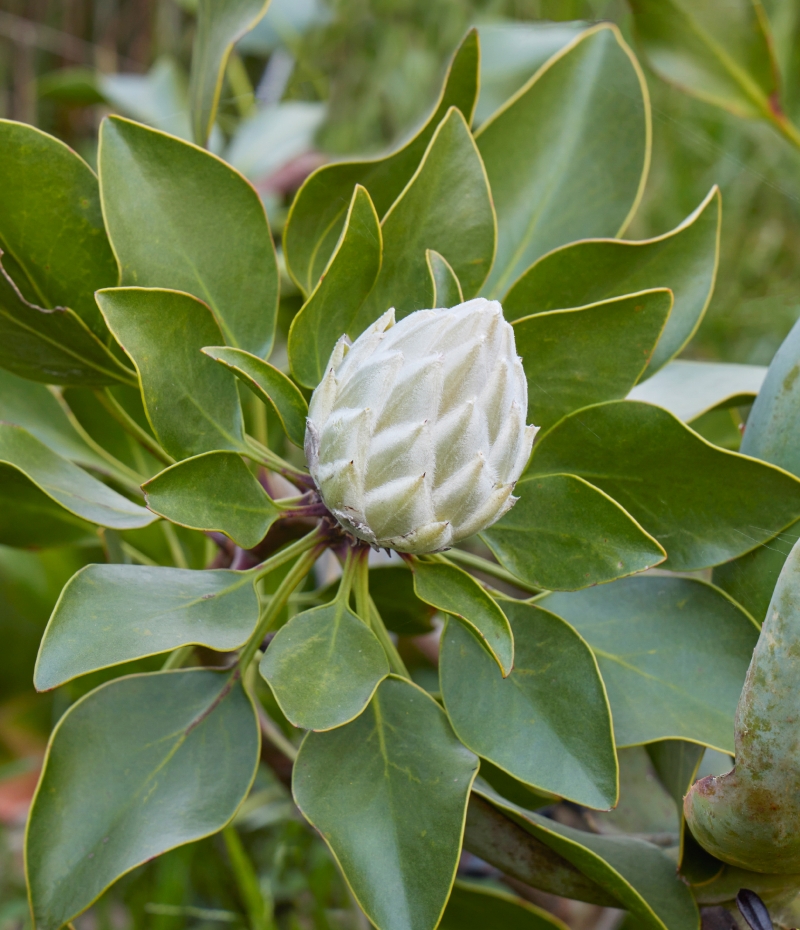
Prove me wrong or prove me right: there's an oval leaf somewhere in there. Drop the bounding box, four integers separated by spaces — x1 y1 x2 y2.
143 451 280 549
440 881 568 930
540 576 759 751
99 116 279 358
476 24 650 298
474 781 700 930
260 602 389 731
504 187 721 371
357 107 496 325
284 30 479 294
427 249 464 308
34 564 260 690
412 559 513 676
0 423 155 542
287 185 382 390
515 289 672 431
440 602 618 809
97 287 245 460
529 400 800 571
482 474 665 591
0 119 117 335
293 677 478 930
26 669 260 930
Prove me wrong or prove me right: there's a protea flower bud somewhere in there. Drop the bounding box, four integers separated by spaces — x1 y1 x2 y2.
304 298 537 553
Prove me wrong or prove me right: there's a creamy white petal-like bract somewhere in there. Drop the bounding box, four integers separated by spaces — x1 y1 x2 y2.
305 298 537 553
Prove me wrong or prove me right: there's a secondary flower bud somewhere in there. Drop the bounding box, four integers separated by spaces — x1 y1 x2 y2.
305 298 537 553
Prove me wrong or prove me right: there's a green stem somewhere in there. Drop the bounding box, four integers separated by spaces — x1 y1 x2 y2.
337 547 359 603
222 825 274 930
162 522 188 569
255 703 298 762
354 553 410 678
161 644 194 670
96 388 174 466
238 547 321 671
251 527 325 582
245 435 309 482
441 548 540 594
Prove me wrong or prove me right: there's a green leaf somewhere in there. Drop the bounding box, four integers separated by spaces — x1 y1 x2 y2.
143 451 280 549
97 287 246 460
0 423 155 546
529 400 800 571
475 24 650 299
202 346 308 446
412 559 513 676
260 601 389 731
440 601 617 809
515 289 672 431
474 781 700 930
503 187 721 372
539 576 759 751
287 185 382 389
99 116 279 358
26 669 260 930
284 30 480 294
189 0 270 145
628 359 767 423
293 677 478 930
0 262 135 387
427 250 464 308
0 119 117 336
0 368 126 477
714 318 800 620
685 537 800 873
475 21 588 125
357 108 495 324
482 474 665 591
647 741 704 813
628 0 780 120
369 564 435 635
34 564 259 690
440 881 567 930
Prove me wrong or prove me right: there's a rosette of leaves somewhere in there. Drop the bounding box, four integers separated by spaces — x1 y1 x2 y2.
5 12 800 930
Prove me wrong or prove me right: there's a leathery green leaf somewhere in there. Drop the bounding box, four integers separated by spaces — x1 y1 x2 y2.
260 602 389 731
0 262 135 387
143 451 280 549
482 474 665 592
357 107 495 325
202 346 308 446
287 185 382 389
504 187 721 372
369 565 435 635
189 0 270 145
628 359 766 423
440 602 617 809
97 288 246 460
284 29 479 294
293 676 478 930
440 881 568 930
474 781 700 930
628 0 780 120
427 249 464 308
715 318 800 620
540 576 759 751
0 119 117 336
476 24 650 298
0 368 128 478
26 669 260 930
34 564 259 690
0 423 155 546
685 538 800 874
99 116 279 358
412 559 513 676
529 400 800 571
515 289 672 431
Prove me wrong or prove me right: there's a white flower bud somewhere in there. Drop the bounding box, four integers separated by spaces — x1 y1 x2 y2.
305 298 537 553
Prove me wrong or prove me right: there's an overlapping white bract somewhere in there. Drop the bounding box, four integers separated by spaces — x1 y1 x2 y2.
305 298 537 553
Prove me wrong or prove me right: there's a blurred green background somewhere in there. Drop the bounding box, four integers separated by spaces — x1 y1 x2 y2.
2 0 800 926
